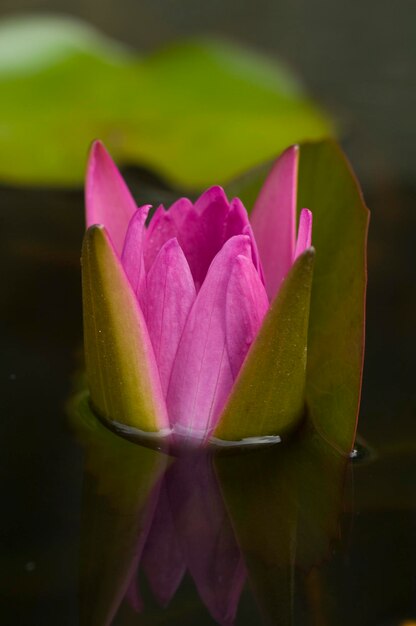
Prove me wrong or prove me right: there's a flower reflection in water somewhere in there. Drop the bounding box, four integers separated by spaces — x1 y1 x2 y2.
140 455 246 624
72 394 349 626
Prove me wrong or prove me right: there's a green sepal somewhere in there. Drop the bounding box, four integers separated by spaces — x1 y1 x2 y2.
81 225 167 431
214 249 315 441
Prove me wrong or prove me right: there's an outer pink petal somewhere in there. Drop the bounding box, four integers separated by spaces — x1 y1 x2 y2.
85 141 138 256
167 456 246 626
294 208 313 259
141 480 186 607
121 205 151 307
145 239 196 397
226 255 269 379
167 235 252 442
250 145 299 301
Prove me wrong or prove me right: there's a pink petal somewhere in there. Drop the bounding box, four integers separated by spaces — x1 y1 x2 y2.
121 205 151 307
141 480 186 607
85 141 138 256
169 195 195 223
224 196 248 238
145 239 196 397
144 190 260 293
167 456 246 626
193 185 229 216
226 255 269 379
144 200 192 272
179 187 231 290
227 198 265 281
250 145 299 301
294 208 313 259
167 235 252 442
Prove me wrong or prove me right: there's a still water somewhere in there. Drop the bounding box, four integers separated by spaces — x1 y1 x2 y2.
1 169 416 625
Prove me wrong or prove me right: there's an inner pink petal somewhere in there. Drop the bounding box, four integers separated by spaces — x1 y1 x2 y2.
227 197 265 281
143 189 261 295
143 205 179 272
145 239 196 398
225 255 269 379
294 208 313 259
177 186 231 290
167 235 252 442
121 205 150 310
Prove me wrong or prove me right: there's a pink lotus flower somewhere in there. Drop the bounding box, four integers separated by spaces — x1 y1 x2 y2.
83 141 312 444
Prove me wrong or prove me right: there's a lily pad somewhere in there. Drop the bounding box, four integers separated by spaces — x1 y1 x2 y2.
0 15 332 188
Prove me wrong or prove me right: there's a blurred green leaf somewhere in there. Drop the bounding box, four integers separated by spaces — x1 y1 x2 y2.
214 249 315 441
225 140 369 453
0 15 332 188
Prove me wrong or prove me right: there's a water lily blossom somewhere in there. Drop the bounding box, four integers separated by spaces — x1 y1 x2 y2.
82 141 313 445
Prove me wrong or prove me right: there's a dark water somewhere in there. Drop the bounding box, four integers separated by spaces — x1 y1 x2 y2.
1 166 416 625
